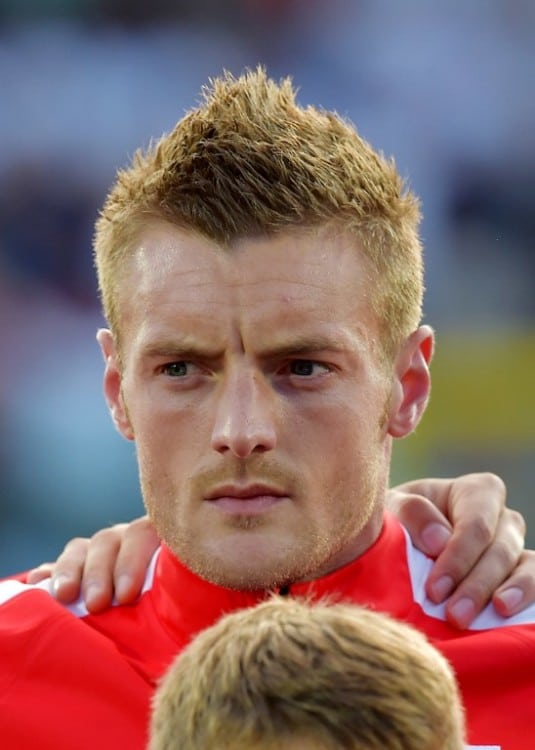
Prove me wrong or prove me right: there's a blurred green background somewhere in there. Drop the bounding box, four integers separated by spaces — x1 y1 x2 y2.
392 334 535 512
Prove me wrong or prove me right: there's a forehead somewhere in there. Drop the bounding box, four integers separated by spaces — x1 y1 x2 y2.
118 222 379 350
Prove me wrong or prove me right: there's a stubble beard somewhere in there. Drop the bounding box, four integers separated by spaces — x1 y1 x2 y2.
141 441 388 592
170 515 327 591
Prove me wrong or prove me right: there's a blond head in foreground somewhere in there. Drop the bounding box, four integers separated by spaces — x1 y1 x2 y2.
149 597 465 750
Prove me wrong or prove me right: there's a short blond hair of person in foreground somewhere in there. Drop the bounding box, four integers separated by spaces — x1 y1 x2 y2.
149 597 465 750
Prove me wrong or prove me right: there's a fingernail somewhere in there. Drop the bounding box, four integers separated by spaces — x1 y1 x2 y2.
496 587 523 613
429 575 454 602
115 575 131 602
449 597 476 629
421 523 452 556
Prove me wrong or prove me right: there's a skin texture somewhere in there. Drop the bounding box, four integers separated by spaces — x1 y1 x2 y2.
98 222 432 590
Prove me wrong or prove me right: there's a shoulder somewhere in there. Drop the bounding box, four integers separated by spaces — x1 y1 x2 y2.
0 573 154 675
0 576 57 617
0 577 91 650
0 547 160 622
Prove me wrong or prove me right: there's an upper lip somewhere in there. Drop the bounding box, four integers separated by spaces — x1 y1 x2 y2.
205 483 287 501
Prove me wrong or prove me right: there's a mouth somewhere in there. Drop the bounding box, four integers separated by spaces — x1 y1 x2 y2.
205 484 289 515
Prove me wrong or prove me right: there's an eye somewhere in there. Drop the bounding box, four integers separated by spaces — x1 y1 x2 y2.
288 360 330 377
161 361 192 377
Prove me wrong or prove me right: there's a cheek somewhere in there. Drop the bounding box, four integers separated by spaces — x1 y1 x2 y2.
131 399 202 491
123 385 172 445
314 404 387 500
124 398 173 484
321 448 385 542
127 382 208 436
289 398 382 493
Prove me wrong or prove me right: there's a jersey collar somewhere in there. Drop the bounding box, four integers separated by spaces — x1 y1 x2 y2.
151 512 411 647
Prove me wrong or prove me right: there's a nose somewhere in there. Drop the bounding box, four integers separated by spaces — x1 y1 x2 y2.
211 368 277 458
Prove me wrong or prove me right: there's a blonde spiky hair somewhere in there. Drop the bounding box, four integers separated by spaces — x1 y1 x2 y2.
94 67 424 357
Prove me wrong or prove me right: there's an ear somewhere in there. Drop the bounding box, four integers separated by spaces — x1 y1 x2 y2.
387 325 434 438
96 328 135 441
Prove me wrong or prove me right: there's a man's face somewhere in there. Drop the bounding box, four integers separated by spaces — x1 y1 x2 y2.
100 222 430 589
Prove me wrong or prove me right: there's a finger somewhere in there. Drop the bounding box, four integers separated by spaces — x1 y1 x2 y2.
446 472 506 533
26 563 55 584
387 490 453 557
49 538 91 603
112 516 160 604
426 474 519 605
437 513 525 629
493 551 535 617
79 526 128 613
389 478 452 515
425 483 515 605
425 512 497 604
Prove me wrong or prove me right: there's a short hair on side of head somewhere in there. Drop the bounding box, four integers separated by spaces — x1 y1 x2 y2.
148 597 466 750
94 67 424 358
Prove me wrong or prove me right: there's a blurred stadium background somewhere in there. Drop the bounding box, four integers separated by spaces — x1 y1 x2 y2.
1 0 534 574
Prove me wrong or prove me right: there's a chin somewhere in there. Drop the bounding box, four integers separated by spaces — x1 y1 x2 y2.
186 546 305 592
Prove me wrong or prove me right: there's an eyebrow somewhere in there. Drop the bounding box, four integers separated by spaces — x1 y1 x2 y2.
138 332 359 362
257 334 355 360
139 339 223 361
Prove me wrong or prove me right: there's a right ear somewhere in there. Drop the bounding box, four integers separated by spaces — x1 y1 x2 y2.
96 328 135 441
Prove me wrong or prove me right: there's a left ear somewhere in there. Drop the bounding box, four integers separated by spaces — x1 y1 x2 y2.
386 325 434 438
96 328 135 441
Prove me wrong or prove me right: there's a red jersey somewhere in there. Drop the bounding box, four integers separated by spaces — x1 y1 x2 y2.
0 512 533 750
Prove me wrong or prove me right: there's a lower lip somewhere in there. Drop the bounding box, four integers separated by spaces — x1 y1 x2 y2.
208 495 286 514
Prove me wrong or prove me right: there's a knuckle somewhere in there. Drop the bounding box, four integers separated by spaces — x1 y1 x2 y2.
109 522 129 533
464 471 506 502
468 515 494 548
91 527 120 545
490 539 517 570
127 517 151 534
480 472 507 500
34 562 53 572
62 537 90 556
